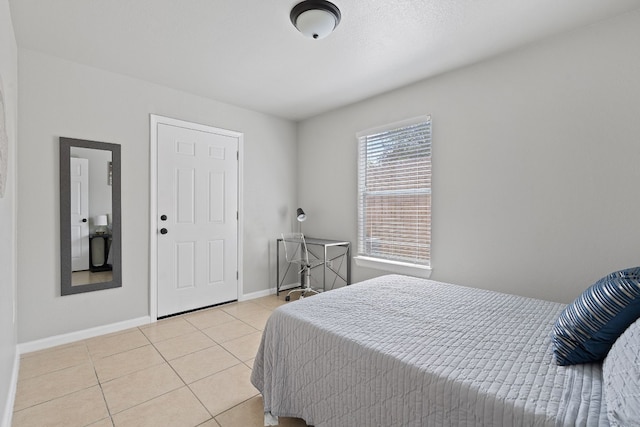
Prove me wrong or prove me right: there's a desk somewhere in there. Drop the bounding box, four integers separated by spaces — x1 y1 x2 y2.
276 237 351 296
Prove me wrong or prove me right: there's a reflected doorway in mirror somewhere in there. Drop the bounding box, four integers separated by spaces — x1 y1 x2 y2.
59 137 121 295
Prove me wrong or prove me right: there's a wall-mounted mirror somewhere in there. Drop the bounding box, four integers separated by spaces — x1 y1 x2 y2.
60 137 121 295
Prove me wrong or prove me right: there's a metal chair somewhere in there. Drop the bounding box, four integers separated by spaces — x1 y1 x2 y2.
281 232 324 301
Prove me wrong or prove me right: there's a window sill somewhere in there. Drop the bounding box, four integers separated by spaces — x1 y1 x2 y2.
354 256 432 279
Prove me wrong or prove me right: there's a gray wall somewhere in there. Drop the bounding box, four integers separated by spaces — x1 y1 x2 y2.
12 5 640 346
17 49 297 343
0 0 17 422
297 10 640 304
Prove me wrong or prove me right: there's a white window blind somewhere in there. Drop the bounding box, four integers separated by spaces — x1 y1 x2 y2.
357 116 431 267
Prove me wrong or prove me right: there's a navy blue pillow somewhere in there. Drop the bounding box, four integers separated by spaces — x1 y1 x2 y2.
552 267 640 366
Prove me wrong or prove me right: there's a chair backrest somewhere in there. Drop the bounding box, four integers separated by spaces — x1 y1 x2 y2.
281 232 309 265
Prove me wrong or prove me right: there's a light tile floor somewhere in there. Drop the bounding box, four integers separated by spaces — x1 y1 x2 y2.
13 294 308 427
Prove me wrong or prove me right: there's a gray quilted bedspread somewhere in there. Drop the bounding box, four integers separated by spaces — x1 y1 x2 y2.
251 275 607 426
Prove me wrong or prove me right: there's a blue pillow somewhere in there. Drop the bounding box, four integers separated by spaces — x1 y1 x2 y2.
552 267 640 366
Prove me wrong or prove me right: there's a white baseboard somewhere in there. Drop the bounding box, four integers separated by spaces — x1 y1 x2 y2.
17 316 152 355
239 288 273 301
1 351 19 427
239 283 299 302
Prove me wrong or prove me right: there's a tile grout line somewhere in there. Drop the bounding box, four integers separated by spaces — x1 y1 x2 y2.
92 359 115 427
13 296 287 426
99 333 186 421
210 393 262 425
16 342 92 380
146 324 220 425
177 301 273 424
13 350 99 414
184 365 261 423
12 382 101 416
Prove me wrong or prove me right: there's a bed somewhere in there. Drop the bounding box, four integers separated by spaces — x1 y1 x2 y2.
251 274 638 426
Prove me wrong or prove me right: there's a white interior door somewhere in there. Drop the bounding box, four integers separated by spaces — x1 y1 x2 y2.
157 122 239 317
70 157 89 271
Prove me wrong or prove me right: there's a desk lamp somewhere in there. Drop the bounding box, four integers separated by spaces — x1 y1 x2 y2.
297 208 306 233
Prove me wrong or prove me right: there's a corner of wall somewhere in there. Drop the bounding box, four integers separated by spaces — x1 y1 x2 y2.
0 0 20 423
0 353 19 427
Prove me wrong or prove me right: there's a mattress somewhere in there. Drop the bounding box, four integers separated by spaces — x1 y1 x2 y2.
251 275 608 426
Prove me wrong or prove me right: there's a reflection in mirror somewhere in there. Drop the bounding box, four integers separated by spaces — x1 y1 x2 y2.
60 137 121 295
70 147 113 286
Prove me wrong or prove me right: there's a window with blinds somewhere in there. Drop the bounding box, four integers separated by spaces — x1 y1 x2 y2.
357 116 431 267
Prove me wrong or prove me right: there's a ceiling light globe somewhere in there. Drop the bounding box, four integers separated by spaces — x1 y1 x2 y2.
296 9 337 40
290 0 341 40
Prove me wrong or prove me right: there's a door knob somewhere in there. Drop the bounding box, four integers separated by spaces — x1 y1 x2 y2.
160 228 168 235
82 218 87 223
160 215 167 221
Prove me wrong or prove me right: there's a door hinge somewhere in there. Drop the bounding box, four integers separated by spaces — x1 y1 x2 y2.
236 271 239 280
236 211 239 220
236 151 239 160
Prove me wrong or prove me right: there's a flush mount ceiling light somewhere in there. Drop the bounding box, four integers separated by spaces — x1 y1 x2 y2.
290 0 341 40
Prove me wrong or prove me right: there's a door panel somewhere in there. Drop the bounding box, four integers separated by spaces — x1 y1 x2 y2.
176 168 195 223
157 123 238 317
209 172 225 222
70 157 89 271
209 240 225 284
176 241 195 289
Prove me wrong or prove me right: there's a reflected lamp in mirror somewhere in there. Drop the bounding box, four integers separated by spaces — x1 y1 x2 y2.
94 214 108 234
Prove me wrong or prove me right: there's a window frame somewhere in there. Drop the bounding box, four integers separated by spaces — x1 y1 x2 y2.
355 115 432 278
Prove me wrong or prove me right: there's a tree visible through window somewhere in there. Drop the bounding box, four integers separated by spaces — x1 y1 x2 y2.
357 116 431 267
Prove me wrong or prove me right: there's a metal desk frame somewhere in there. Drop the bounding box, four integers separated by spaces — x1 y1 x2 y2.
276 237 351 295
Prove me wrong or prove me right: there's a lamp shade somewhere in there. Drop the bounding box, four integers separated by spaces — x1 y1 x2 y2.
95 215 108 227
296 208 307 222
290 0 341 40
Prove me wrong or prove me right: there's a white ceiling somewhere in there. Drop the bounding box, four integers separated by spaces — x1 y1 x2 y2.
9 0 640 121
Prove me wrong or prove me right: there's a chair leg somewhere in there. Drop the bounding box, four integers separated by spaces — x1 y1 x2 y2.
302 288 319 297
285 287 319 301
285 267 319 301
285 288 304 301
